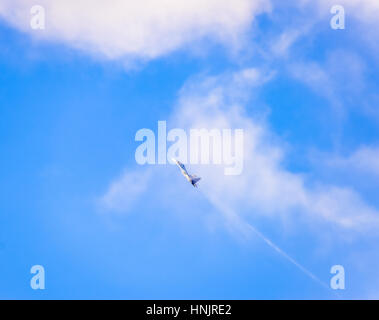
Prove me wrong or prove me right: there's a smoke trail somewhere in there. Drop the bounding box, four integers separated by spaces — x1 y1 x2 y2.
200 190 330 291
245 223 330 290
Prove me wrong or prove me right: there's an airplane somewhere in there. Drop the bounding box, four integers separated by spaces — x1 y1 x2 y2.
172 158 201 188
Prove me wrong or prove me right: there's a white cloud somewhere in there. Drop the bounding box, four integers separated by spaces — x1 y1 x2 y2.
169 68 379 231
327 146 379 177
0 0 271 63
289 50 377 118
270 29 301 57
100 168 151 214
101 68 379 232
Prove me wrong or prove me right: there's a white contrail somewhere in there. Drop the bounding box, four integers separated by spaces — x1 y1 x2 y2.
245 223 330 290
199 190 330 291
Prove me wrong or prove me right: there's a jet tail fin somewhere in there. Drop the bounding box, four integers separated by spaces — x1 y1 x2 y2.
191 176 201 186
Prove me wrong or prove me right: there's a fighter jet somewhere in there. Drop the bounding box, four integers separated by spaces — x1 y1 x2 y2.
172 158 201 188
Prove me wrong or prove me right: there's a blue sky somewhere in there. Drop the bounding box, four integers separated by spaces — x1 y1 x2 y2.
0 0 379 299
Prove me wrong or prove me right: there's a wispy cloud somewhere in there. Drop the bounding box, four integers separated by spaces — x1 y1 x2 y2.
99 168 151 214
171 69 379 232
326 146 379 177
100 68 379 233
289 50 379 120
